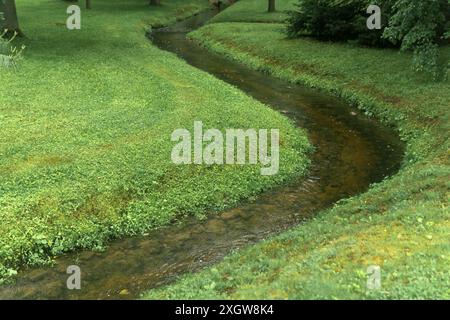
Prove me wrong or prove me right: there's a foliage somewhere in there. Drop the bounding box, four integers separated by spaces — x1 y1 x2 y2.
144 21 450 299
286 0 450 78
0 0 311 283
383 0 450 79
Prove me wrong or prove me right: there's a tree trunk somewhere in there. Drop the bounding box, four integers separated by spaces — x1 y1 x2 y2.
268 0 276 12
86 0 91 9
0 0 20 34
150 0 161 5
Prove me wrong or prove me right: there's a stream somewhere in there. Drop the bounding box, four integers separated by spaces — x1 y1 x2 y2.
0 9 404 300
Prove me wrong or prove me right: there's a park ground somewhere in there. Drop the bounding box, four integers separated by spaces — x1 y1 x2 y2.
0 0 311 282
144 0 450 299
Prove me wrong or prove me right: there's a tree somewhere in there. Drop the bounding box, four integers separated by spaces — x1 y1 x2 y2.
268 0 276 12
150 0 161 5
0 0 20 35
383 0 450 78
286 0 367 41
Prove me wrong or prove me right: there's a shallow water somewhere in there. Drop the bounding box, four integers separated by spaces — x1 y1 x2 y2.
0 9 404 300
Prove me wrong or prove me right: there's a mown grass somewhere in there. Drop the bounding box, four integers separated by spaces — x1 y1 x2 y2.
0 0 311 282
144 18 450 299
210 0 295 23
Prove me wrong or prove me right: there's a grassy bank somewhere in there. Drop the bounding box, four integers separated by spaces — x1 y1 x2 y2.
0 0 311 282
144 19 450 298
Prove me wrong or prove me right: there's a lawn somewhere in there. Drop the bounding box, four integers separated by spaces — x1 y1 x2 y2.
144 9 450 299
0 0 311 282
210 0 296 23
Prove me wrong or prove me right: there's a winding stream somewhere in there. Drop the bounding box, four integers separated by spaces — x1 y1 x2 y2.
0 9 404 300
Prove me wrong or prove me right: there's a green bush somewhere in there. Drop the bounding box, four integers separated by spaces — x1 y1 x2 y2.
286 0 369 41
286 0 450 78
286 0 397 46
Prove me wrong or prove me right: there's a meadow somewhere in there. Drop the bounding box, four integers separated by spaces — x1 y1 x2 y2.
0 0 311 282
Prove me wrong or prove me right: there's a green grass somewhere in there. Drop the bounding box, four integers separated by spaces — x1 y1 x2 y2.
0 0 311 282
144 21 450 299
210 0 296 23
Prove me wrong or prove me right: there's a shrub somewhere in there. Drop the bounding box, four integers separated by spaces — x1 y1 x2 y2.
286 0 450 79
286 0 367 41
